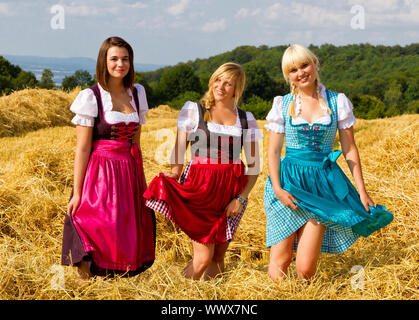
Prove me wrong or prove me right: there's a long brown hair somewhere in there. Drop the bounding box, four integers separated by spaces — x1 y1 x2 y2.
200 62 246 121
95 36 135 91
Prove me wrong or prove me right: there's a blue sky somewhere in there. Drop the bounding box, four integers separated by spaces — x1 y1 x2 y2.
0 0 418 65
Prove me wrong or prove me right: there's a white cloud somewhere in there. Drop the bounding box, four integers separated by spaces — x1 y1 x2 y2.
235 8 249 18
167 0 190 16
251 8 262 16
129 2 148 9
347 0 399 11
0 2 13 16
136 15 166 30
0 3 7 14
262 2 347 27
234 7 263 19
347 0 419 26
201 19 226 32
265 3 282 20
63 4 120 16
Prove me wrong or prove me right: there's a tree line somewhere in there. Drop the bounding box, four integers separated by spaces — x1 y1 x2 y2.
140 43 419 119
1 43 418 119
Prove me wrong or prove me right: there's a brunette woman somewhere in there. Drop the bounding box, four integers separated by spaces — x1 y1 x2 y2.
61 37 156 278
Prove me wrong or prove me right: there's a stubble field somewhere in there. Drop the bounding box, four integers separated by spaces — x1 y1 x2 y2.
0 88 417 300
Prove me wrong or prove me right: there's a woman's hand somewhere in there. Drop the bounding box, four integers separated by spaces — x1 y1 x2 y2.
359 192 374 212
225 198 243 217
162 171 179 180
67 193 81 216
274 188 299 210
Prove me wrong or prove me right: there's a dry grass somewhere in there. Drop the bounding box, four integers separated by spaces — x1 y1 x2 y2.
0 87 80 138
0 89 417 300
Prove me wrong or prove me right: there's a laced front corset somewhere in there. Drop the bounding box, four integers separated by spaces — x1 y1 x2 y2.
282 89 339 153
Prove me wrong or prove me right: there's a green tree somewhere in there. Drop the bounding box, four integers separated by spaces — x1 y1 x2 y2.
39 69 55 89
384 81 403 114
13 71 38 90
241 95 272 120
0 56 20 78
405 79 419 102
406 100 419 114
0 75 13 94
134 72 158 108
158 63 201 102
167 91 202 110
352 95 387 119
61 75 77 91
62 69 94 91
243 64 278 102
199 73 211 94
0 56 38 93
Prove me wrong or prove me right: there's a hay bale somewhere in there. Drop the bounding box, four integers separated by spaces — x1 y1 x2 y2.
0 88 80 137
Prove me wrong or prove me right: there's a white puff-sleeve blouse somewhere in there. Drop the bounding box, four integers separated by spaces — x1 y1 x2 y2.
176 101 263 142
70 83 149 127
265 84 357 133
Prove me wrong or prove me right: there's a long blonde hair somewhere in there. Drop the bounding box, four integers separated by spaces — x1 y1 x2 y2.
281 44 330 119
200 62 246 121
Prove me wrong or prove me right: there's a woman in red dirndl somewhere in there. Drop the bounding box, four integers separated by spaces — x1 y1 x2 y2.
144 62 262 280
61 37 156 278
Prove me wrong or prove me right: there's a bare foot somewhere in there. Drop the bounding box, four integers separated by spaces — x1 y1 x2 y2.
77 260 93 279
182 260 195 279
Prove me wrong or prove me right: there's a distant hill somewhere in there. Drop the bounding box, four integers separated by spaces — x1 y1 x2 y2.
2 55 165 85
140 43 419 118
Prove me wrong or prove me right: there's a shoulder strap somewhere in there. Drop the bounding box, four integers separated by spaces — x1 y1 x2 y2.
237 108 248 130
89 83 100 102
325 89 338 117
89 83 103 115
237 107 248 148
281 93 294 120
196 101 209 132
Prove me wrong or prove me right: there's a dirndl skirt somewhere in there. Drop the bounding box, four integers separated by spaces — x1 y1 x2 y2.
61 140 156 275
264 148 393 254
144 156 248 244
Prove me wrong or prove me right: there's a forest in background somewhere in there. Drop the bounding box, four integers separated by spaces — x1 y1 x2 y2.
1 43 418 119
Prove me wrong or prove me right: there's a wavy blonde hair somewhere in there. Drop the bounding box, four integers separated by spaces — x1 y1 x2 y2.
200 62 246 121
281 44 330 119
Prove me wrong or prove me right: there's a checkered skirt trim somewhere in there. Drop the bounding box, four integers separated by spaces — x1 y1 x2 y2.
264 170 359 254
145 161 248 242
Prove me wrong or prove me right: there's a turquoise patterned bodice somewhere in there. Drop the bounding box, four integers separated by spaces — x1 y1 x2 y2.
282 89 339 153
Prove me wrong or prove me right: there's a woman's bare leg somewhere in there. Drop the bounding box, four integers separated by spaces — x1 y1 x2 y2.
182 241 214 280
295 219 326 280
268 232 297 281
204 242 230 280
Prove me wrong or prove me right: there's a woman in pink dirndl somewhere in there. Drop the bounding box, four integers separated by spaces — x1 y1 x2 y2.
144 62 262 280
61 37 156 278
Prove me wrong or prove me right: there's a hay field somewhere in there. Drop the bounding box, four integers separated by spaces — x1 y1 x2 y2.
0 89 417 300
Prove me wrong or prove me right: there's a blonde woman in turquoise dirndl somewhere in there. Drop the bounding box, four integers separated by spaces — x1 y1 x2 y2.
264 44 393 281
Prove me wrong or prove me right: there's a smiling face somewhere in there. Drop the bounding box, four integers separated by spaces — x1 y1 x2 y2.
287 61 317 90
211 75 236 104
106 46 130 80
282 44 320 91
